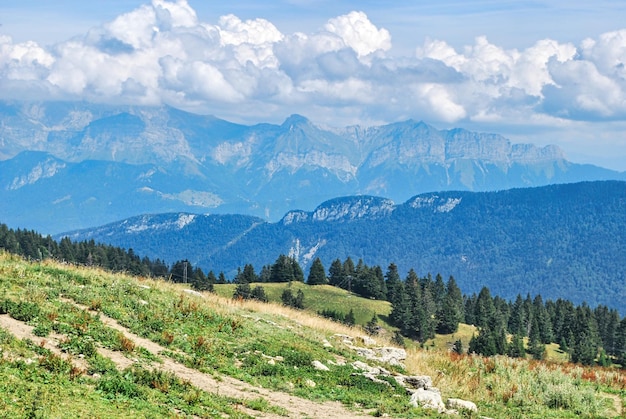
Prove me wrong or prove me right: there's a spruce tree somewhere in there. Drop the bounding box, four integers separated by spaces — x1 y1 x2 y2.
328 259 344 287
307 257 327 285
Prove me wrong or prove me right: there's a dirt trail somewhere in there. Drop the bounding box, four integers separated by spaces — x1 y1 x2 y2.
1 302 370 419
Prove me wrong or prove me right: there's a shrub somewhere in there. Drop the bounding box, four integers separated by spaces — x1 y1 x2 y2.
96 371 142 399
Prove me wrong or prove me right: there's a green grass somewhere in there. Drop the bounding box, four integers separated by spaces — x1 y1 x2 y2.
0 251 624 418
214 281 392 326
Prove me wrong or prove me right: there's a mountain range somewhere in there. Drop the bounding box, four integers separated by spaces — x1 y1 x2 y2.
59 181 626 312
1 101 624 234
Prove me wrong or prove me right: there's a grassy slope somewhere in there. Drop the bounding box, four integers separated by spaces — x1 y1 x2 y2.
0 252 624 418
214 282 392 326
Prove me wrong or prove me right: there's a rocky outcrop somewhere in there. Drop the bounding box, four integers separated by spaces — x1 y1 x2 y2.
333 333 478 415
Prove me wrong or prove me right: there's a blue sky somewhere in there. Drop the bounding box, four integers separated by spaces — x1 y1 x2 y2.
2 0 626 170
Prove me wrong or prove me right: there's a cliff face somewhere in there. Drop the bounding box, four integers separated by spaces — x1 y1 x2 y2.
0 101 622 233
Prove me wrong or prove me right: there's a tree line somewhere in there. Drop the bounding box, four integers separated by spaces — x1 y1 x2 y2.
1 223 624 367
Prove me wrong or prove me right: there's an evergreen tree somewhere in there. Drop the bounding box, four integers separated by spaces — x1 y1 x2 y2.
420 278 437 341
508 334 526 358
294 289 305 309
251 286 268 302
615 318 626 368
474 287 495 329
217 272 228 284
385 263 403 303
328 259 344 287
508 294 526 336
571 304 600 365
241 264 258 283
259 265 272 282
432 273 446 312
533 295 553 344
291 258 305 282
281 288 294 306
307 257 327 285
464 294 477 326
270 254 295 282
528 316 546 360
436 276 463 334
233 282 252 300
343 257 356 292
389 276 410 333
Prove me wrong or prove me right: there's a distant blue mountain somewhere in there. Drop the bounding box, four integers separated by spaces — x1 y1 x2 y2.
59 181 626 312
1 101 624 233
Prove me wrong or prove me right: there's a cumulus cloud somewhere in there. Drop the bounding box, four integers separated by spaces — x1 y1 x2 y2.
1 0 626 131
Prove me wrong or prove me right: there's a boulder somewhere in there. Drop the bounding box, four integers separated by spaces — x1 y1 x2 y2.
409 388 445 411
312 360 330 371
446 398 478 412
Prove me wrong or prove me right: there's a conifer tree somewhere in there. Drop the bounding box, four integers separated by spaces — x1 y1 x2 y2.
328 259 344 287
251 286 268 302
307 257 327 285
385 263 402 303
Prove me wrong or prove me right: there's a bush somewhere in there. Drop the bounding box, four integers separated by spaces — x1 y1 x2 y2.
96 371 142 399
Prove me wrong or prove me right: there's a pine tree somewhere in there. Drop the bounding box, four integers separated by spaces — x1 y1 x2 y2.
385 263 402 303
270 254 295 282
508 333 526 358
217 272 228 284
294 289 305 309
571 304 600 365
328 259 344 287
614 318 626 368
241 264 258 283
251 286 268 302
436 276 463 334
307 257 327 285
233 282 251 300
508 294 526 336
281 288 294 306
528 316 546 360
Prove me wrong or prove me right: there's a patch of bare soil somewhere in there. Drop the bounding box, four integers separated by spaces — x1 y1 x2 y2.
1 301 370 419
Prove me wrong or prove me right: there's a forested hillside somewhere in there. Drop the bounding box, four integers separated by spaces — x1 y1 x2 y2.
60 181 626 311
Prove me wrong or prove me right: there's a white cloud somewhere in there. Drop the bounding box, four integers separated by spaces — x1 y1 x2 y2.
324 11 392 58
0 0 626 139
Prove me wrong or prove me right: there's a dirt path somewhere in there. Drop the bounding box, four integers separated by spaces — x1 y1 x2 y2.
1 303 370 419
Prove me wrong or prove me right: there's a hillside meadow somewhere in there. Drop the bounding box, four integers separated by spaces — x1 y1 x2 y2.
0 251 623 418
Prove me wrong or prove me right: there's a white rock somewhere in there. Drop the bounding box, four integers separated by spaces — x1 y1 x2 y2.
359 335 377 346
305 379 316 388
312 360 330 371
446 398 478 412
409 388 445 411
183 289 204 298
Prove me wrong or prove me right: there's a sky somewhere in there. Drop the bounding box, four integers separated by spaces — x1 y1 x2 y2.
1 1 626 170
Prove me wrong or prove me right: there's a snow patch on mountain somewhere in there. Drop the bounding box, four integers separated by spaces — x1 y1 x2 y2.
8 159 66 190
410 195 462 213
313 197 395 222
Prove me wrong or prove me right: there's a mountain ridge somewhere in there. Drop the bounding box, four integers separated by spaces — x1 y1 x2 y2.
1 101 624 233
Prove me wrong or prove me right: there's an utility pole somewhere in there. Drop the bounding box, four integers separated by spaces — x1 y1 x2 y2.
183 261 188 284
